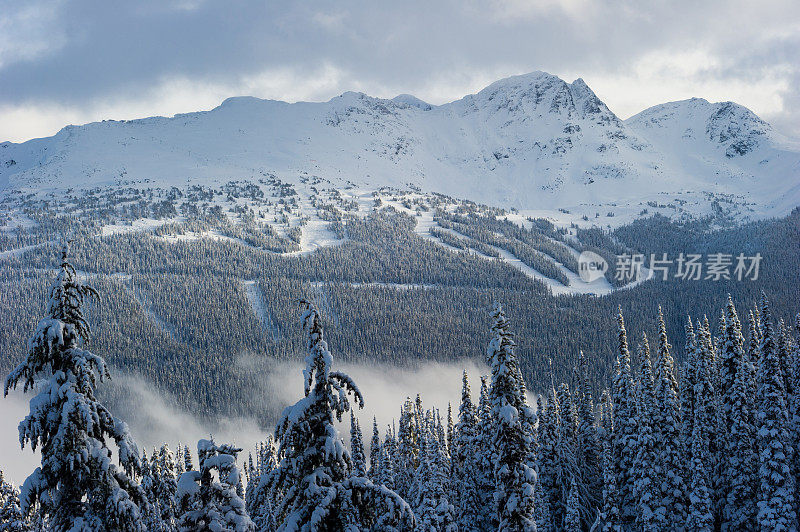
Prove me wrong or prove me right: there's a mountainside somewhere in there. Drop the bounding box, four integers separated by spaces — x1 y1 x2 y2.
1 71 798 223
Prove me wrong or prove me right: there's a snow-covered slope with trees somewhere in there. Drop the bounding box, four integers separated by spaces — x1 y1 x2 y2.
1 71 798 222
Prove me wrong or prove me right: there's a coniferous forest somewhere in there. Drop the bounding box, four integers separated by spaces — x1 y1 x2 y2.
1 243 799 531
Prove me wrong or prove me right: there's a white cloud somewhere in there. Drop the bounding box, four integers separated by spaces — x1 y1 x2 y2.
1 358 505 487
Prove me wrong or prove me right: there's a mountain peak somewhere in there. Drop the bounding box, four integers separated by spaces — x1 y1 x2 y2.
391 94 433 110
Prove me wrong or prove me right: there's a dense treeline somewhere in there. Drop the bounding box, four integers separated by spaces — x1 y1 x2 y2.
2 246 799 531
1 208 798 418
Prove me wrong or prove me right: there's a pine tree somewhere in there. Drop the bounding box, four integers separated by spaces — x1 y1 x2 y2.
555 383 579 525
176 445 186 477
576 351 602 516
792 313 800 520
3 244 146 531
248 439 278 532
176 439 254 531
474 375 497 530
722 341 758 530
687 406 713 532
414 430 457 532
452 370 481 531
350 412 367 478
611 309 636 526
184 445 193 472
533 476 555 532
154 444 179 531
565 476 581 532
0 470 28 532
537 386 563 527
679 317 698 465
379 429 396 491
369 417 381 481
633 335 665 531
755 296 796 530
652 307 686 525
446 403 454 454
396 397 421 502
266 301 413 531
486 303 536 531
600 437 620 532
695 317 721 527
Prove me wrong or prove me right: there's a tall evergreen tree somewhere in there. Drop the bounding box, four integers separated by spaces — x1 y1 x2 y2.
486 303 536 531
565 476 581 532
414 430 457 532
633 335 665 531
611 309 637 526
755 296 796 531
266 301 413 531
379 430 396 492
474 375 497 530
3 245 146 531
183 446 193 473
652 307 686 525
576 351 602 516
687 406 714 532
600 437 620 532
452 371 482 531
350 412 367 478
722 342 758 530
369 417 381 481
153 444 179 532
679 317 698 467
396 397 420 502
538 385 563 527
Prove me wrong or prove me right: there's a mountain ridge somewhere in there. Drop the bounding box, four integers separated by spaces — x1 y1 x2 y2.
1 71 798 223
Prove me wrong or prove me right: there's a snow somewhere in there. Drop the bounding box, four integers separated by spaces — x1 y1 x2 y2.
101 218 172 236
1 71 796 225
241 280 280 341
0 241 54 260
287 218 346 257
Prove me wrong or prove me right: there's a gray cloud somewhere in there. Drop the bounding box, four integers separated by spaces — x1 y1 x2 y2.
1 0 798 141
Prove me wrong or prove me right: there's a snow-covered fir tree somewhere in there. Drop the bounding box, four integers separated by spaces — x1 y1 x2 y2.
565 476 581 532
687 405 714 532
369 417 381 481
611 310 637 527
633 335 666 531
722 337 758 530
755 296 796 531
266 301 413 531
652 307 686 525
600 437 620 532
451 371 482 531
474 376 497 530
576 351 602 520
413 430 457 532
176 439 254 531
350 412 367 478
3 245 146 531
485 302 536 531
0 470 28 532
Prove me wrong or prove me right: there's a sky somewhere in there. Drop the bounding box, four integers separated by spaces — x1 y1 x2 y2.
1 0 798 143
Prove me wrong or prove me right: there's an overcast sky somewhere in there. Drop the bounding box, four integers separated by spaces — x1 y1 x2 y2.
1 0 798 143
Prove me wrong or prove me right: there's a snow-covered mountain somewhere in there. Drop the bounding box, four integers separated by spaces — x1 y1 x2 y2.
1 71 798 222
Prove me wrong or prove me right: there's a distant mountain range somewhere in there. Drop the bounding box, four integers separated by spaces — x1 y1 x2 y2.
2 71 798 222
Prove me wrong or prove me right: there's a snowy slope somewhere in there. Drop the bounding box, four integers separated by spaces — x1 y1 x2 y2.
1 71 798 220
